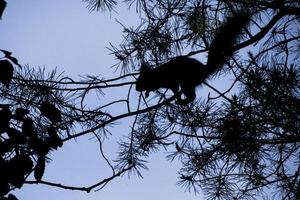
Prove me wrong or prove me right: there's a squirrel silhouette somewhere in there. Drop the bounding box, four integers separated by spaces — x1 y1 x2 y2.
136 10 251 105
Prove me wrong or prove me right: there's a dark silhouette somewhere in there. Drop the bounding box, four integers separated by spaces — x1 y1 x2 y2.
136 57 206 105
7 153 33 188
7 194 18 200
136 10 250 105
40 101 62 123
21 118 34 137
0 50 22 68
0 60 13 87
46 127 63 149
34 155 46 182
0 0 6 19
13 108 29 121
0 104 63 199
0 105 10 133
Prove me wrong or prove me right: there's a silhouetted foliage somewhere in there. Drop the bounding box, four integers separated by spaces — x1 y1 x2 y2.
0 0 6 19
0 60 13 88
83 0 116 11
40 101 62 123
13 108 29 121
0 194 18 200
0 50 22 69
34 155 45 181
0 102 62 198
1 0 300 200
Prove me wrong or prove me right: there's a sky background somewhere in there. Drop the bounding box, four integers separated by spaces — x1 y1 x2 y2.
0 1 203 200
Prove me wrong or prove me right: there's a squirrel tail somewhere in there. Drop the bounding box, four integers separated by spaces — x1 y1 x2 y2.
205 10 251 76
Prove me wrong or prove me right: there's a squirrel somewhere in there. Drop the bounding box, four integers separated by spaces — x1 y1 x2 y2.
136 10 251 105
136 57 206 105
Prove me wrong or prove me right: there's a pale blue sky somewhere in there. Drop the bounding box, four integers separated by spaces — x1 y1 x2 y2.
0 1 203 200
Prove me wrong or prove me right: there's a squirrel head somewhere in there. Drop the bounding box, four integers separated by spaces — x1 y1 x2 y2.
136 63 152 92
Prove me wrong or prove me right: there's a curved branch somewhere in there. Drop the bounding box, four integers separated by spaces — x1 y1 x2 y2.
25 165 133 193
63 96 176 141
234 12 284 50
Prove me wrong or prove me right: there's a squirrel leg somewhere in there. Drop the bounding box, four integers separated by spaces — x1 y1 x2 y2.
171 87 183 104
176 85 196 105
